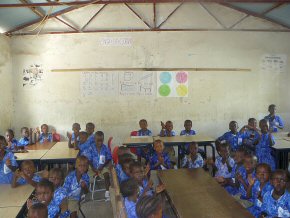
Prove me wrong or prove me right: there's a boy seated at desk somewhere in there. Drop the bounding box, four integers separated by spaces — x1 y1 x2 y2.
82 131 112 200
67 123 81 149
264 104 284 133
85 122 95 145
181 142 204 169
18 127 32 149
160 121 177 165
34 124 53 144
74 131 90 156
5 129 18 151
240 118 259 155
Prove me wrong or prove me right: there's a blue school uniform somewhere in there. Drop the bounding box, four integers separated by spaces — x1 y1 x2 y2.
78 141 91 156
39 133 53 144
264 114 284 133
242 129 260 153
256 133 275 170
237 166 256 200
116 164 130 183
181 153 203 169
87 134 95 145
63 170 90 201
218 131 244 151
16 173 41 185
6 139 19 151
136 129 153 164
224 163 242 196
215 156 235 178
180 129 196 136
52 186 69 218
180 129 196 155
82 144 112 170
0 151 18 184
248 181 273 218
261 190 290 217
159 130 176 137
149 152 171 170
71 133 80 144
139 179 153 197
137 129 152 136
18 137 29 147
124 197 137 218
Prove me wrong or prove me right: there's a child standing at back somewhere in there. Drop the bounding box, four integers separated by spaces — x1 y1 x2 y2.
18 127 32 148
67 123 81 148
5 129 18 151
264 104 284 132
181 142 204 169
35 124 53 144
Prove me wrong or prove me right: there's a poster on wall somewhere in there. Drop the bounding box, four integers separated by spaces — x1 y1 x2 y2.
260 54 287 73
22 64 44 87
157 71 189 97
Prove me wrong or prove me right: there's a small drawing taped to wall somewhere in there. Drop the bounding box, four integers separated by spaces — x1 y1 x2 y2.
23 64 44 87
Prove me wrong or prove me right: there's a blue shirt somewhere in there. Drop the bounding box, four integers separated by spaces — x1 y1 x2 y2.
124 197 137 218
215 156 235 179
0 151 18 184
242 129 260 150
137 129 152 136
6 139 19 151
139 179 153 197
256 133 275 170
71 133 80 144
136 146 153 164
83 144 112 170
159 130 176 137
16 173 41 185
180 129 196 136
261 190 290 217
181 153 203 169
87 134 95 145
180 129 197 154
237 166 256 199
18 137 30 147
264 114 284 132
150 152 171 170
218 131 244 151
78 141 91 155
63 170 90 201
116 164 130 183
39 133 53 144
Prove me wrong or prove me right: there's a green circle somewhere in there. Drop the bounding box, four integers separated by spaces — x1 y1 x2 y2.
159 84 171 96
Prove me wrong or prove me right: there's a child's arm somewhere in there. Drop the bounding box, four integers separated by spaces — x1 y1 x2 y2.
23 174 37 188
59 198 70 218
246 177 256 199
236 172 247 189
268 133 274 147
11 169 20 188
141 180 153 197
34 127 41 142
226 158 233 173
67 132 73 148
5 158 17 172
80 180 89 195
160 121 166 136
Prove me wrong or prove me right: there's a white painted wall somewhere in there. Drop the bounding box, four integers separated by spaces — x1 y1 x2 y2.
0 34 13 134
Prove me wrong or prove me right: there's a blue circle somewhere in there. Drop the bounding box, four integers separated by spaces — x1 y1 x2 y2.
159 72 172 84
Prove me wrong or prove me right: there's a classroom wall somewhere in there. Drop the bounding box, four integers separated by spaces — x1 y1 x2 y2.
0 34 13 134
8 3 290 145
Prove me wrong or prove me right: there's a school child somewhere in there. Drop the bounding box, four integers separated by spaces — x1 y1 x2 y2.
181 142 204 169
67 123 81 148
75 131 90 155
120 178 139 218
150 140 171 170
48 168 69 218
247 163 272 218
180 120 197 156
136 195 163 218
261 170 290 217
82 131 112 200
5 129 18 151
85 122 95 144
116 153 134 183
256 119 276 170
216 121 244 152
240 118 260 154
18 127 32 148
264 104 284 132
130 161 153 197
27 203 48 218
11 160 41 188
0 136 18 184
138 119 152 136
160 121 176 165
63 156 89 218
35 124 53 144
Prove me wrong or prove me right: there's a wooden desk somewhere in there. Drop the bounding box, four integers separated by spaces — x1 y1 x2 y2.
272 139 290 169
0 184 34 207
0 207 22 218
158 169 253 218
26 142 56 150
272 132 290 140
15 150 49 161
123 136 153 147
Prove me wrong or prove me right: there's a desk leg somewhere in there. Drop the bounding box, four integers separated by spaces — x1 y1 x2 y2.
274 149 280 169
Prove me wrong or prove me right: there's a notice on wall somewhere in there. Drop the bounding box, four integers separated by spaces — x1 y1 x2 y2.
157 71 189 97
260 54 287 73
22 64 44 87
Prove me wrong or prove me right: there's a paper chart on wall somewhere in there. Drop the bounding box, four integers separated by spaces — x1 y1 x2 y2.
260 54 287 73
157 71 189 97
22 64 44 88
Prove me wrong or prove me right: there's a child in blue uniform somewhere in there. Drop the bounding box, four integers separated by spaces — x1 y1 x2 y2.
256 119 276 170
264 104 284 133
181 142 204 169
120 178 139 218
240 118 260 154
150 140 171 170
67 123 81 148
116 153 134 183
180 120 198 156
75 131 90 155
35 124 53 144
18 127 32 148
5 129 18 151
85 122 95 145
160 121 176 165
261 170 290 217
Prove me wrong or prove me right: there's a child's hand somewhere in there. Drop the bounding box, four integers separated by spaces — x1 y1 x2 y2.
161 121 165 129
67 132 72 139
27 199 33 209
236 173 243 183
5 158 11 166
147 180 153 189
80 180 87 189
156 184 165 193
145 164 150 175
41 170 49 179
247 174 255 186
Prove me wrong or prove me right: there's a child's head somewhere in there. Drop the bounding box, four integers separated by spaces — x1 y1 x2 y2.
248 118 257 128
75 155 89 175
86 122 95 135
139 119 148 131
234 148 246 165
36 179 54 206
268 104 276 115
72 123 81 134
79 131 88 144
21 127 30 138
27 203 48 218
271 169 288 195
5 129 14 142
95 131 104 147
119 153 134 175
49 168 64 188
229 121 238 133
165 121 173 132
256 163 271 184
21 160 36 177
120 178 139 200
136 196 163 218
41 124 49 134
117 146 130 157
243 154 257 173
153 140 164 154
184 120 192 131
188 142 198 156
0 135 7 147
129 161 145 183
218 143 230 159
259 119 269 133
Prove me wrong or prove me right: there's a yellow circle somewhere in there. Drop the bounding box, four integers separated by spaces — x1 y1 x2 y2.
176 85 188 97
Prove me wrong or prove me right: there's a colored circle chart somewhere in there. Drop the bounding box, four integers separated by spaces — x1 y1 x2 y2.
176 84 188 97
159 72 172 84
176 71 188 83
159 84 171 96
